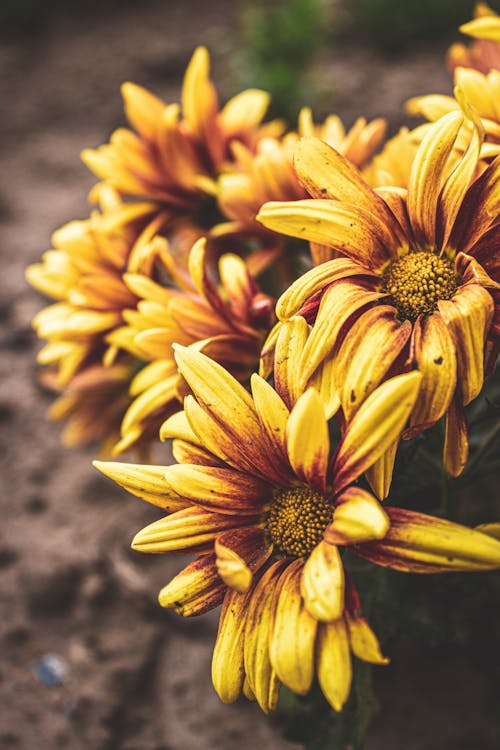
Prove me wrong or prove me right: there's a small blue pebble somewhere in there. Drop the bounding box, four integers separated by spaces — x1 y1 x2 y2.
33 654 69 686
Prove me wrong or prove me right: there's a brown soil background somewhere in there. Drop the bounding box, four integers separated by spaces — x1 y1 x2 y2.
0 2 498 748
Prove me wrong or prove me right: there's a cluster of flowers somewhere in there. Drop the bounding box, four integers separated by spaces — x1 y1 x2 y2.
28 4 500 714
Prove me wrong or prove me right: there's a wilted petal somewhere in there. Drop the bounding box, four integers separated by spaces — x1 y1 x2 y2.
443 395 469 477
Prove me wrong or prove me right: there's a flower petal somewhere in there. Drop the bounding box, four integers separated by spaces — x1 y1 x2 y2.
438 284 494 404
164 464 270 515
132 506 249 553
212 587 250 703
215 527 273 593
158 554 225 615
354 507 500 572
443 395 469 477
269 559 318 695
93 460 187 511
250 374 291 475
345 579 388 665
293 136 405 244
407 111 463 247
408 312 457 431
301 541 345 622
275 257 375 321
334 305 412 420
257 200 395 271
333 371 422 493
274 316 310 409
365 440 399 501
286 389 329 492
316 618 352 712
325 487 390 545
299 280 386 387
244 561 287 713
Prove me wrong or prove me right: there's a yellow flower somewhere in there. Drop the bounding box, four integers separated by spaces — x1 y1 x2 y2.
362 126 422 189
26 187 163 448
257 112 500 482
108 237 275 454
94 347 500 713
81 46 281 261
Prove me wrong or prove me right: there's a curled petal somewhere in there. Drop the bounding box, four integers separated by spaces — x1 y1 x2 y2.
160 409 202 444
274 316 310 409
354 507 500 572
286 389 329 492
270 559 318 695
158 554 225 616
333 371 422 493
215 527 273 593
326 487 389 545
301 541 345 623
316 618 352 712
275 257 375 321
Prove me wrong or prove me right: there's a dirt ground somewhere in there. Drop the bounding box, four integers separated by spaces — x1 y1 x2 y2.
0 2 498 748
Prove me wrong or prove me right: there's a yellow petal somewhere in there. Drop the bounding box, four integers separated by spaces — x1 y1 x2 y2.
409 312 457 431
438 284 494 405
301 541 345 622
274 316 310 409
459 16 500 41
365 440 399 501
158 553 225 615
164 464 270 515
244 562 286 713
257 200 394 271
250 374 290 471
93 460 187 511
316 618 352 712
275 258 373 321
215 527 273 593
407 111 463 247
221 89 270 132
355 507 500 572
269 559 318 695
326 487 390 545
333 371 422 492
346 613 389 665
132 506 246 553
286 389 330 492
212 587 250 703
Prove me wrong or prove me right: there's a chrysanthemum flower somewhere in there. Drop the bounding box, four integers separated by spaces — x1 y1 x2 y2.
107 237 275 454
94 346 500 713
257 111 499 480
26 187 165 448
217 108 386 264
362 126 421 189
81 47 281 261
448 3 500 73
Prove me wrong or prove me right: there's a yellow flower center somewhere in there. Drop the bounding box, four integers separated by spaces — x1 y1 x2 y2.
382 250 457 321
268 487 333 557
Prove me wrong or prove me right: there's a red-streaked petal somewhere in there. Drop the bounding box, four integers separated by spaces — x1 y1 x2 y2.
443 395 469 477
158 553 225 615
212 586 251 703
286 389 330 492
354 507 500 572
438 283 494 404
325 487 390 545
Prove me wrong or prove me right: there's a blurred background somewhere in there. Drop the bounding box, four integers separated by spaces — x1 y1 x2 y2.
1 1 498 748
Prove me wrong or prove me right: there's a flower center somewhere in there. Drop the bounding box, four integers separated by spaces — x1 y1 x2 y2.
267 486 333 557
382 250 457 321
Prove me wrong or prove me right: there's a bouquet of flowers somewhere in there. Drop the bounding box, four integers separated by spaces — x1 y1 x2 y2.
27 3 500 747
